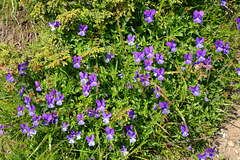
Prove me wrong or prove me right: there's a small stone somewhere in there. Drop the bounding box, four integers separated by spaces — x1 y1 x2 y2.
228 141 235 147
223 133 226 139
235 149 239 155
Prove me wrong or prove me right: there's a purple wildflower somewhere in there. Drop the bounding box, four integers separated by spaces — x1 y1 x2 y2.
82 83 91 96
50 110 58 124
94 107 100 119
127 109 136 120
45 93 55 108
75 131 82 140
196 49 206 62
20 123 36 138
119 145 129 156
196 37 204 48
61 122 69 132
102 112 112 124
236 68 240 76
189 84 200 96
155 52 164 64
188 146 192 151
144 9 156 23
153 103 158 110
17 105 25 116
32 114 41 127
49 20 61 31
19 86 26 97
49 88 56 96
215 40 224 52
206 146 217 158
152 87 161 98
35 81 41 91
220 0 227 6
5 70 14 82
181 66 185 71
125 125 133 135
56 91 64 105
129 131 137 143
86 108 95 117
28 105 35 116
223 41 230 54
193 10 204 23
77 113 85 125
144 59 153 71
78 24 88 36
105 126 114 140
67 130 75 144
133 51 145 63
184 53 192 64
154 68 165 81
42 113 52 126
204 56 212 70
86 134 95 146
118 72 123 78
24 97 31 108
79 72 88 84
73 55 82 68
96 99 106 112
139 73 150 86
205 96 209 102
127 35 135 46
180 124 189 137
236 17 240 24
166 40 177 52
0 125 4 135
159 101 170 114
105 52 114 63
133 69 140 82
89 73 97 87
197 152 208 160
144 46 154 58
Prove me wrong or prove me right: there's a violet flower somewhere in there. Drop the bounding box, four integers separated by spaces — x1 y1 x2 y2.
73 55 82 68
236 68 240 76
35 81 41 91
223 41 230 54
28 105 35 116
139 73 150 86
75 131 82 140
56 91 64 105
17 105 25 116
144 59 153 71
50 110 58 124
236 17 240 30
49 89 56 96
196 37 204 48
5 70 14 82
166 40 177 52
32 114 41 127
127 35 135 46
86 134 95 146
125 125 133 136
220 0 226 6
155 52 164 64
197 152 208 160
129 131 137 143
62 122 69 132
94 107 100 119
144 46 154 58
86 108 95 117
82 84 91 96
204 56 212 70
119 145 129 156
152 87 161 98
193 10 204 23
78 24 88 36
67 129 76 144
79 72 88 84
159 101 170 114
154 68 165 81
42 113 52 126
196 49 206 62
24 97 31 108
89 73 97 87
133 69 140 82
144 9 156 23
184 53 192 64
127 109 136 120
133 51 145 63
49 20 61 31
96 99 106 112
45 93 55 108
77 113 85 125
118 72 123 78
20 123 36 138
105 126 114 140
215 40 224 52
102 112 112 124
105 52 114 63
0 125 4 135
180 124 189 137
19 86 26 96
206 146 217 158
189 84 200 96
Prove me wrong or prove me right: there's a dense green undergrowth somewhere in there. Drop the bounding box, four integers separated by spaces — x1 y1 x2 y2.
0 0 240 159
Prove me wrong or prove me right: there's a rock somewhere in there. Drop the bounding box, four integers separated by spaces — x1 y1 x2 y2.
235 149 239 155
228 141 235 147
223 133 226 139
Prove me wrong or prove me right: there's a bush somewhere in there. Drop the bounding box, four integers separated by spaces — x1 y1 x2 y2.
0 0 240 159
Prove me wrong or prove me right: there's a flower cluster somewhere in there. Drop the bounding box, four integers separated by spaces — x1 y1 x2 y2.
215 39 230 54
236 17 240 30
197 146 216 159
